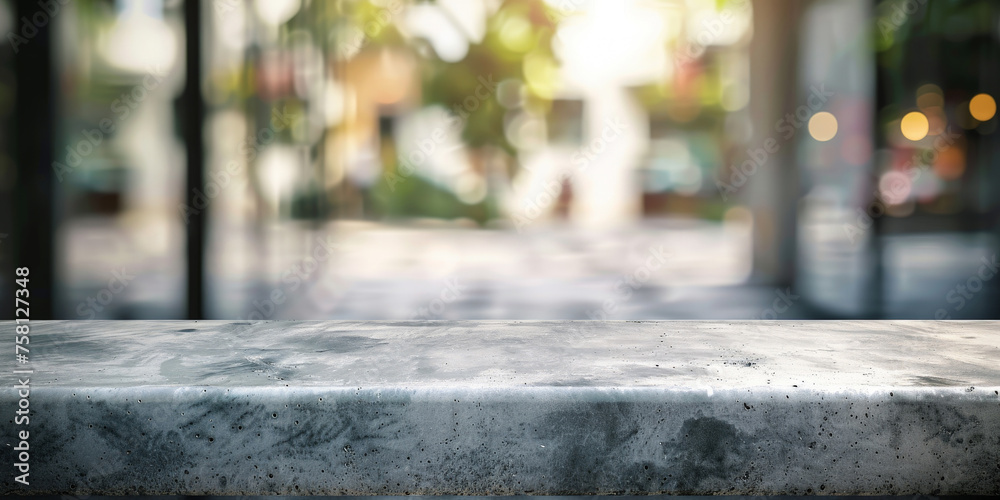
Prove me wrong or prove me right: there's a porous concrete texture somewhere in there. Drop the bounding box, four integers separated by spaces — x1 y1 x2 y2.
2 320 999 495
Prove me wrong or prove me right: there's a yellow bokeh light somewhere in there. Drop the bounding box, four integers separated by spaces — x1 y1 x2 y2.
900 111 929 141
969 93 996 121
808 112 838 142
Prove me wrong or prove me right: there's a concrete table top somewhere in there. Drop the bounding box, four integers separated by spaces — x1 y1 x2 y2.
2 320 999 495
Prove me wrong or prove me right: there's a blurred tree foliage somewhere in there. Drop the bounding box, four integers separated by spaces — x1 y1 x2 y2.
342 0 562 224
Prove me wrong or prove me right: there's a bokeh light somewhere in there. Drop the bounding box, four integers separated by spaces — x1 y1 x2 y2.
878 171 911 205
900 111 929 141
916 84 944 109
808 112 838 142
969 93 996 121
934 145 966 181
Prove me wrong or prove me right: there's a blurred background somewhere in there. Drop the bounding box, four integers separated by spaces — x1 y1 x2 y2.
1 0 998 320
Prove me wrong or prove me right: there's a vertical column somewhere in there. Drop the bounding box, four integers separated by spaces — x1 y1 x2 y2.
183 0 205 319
744 0 806 286
13 1 55 319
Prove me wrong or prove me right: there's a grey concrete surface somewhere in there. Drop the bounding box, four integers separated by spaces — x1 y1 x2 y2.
2 320 999 495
